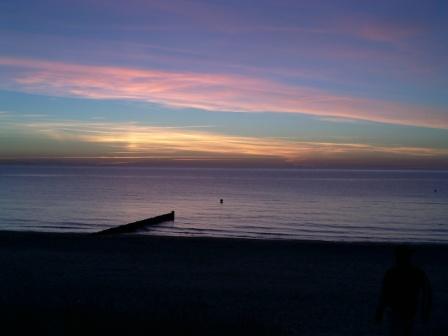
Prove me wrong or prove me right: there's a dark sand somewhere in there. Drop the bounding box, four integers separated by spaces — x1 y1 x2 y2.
1 231 447 335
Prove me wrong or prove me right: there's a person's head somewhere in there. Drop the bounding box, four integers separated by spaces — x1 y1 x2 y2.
394 245 414 266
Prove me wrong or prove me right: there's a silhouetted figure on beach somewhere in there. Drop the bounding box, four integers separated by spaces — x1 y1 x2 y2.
376 246 431 336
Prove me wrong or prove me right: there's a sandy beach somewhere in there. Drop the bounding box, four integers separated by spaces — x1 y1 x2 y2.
0 231 447 335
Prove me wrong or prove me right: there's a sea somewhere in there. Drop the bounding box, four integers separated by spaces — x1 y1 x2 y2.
0 165 447 243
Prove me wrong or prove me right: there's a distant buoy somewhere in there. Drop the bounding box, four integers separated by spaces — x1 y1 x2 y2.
220 199 223 204
434 189 438 193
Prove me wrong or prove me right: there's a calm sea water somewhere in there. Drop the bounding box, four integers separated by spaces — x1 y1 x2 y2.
0 165 447 243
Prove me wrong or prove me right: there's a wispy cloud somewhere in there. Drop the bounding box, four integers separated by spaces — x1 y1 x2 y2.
223 19 422 44
107 1 423 44
20 114 49 118
0 57 446 129
3 120 446 166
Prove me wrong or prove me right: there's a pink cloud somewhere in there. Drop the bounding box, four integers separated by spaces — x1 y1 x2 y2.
0 57 446 129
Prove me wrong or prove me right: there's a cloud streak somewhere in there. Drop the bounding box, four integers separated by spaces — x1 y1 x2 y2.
2 120 447 168
99 1 424 44
0 57 447 129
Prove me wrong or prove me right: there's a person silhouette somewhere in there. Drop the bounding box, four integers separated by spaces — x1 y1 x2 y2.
375 246 432 336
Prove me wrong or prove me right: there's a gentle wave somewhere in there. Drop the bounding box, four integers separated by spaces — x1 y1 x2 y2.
0 166 447 243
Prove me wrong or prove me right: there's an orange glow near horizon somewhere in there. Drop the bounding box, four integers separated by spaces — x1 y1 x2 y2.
0 120 443 167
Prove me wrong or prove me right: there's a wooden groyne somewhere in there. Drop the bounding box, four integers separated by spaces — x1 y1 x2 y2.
95 211 175 235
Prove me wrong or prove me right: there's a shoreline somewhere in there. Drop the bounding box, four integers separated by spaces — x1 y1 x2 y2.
1 228 448 248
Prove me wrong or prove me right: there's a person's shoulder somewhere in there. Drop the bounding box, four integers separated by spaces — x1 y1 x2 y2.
412 266 427 278
386 265 423 276
406 266 428 284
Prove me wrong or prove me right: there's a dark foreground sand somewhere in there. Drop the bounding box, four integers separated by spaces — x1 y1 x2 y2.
0 231 447 335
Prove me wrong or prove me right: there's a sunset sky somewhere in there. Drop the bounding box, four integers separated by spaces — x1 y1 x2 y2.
1 0 447 168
